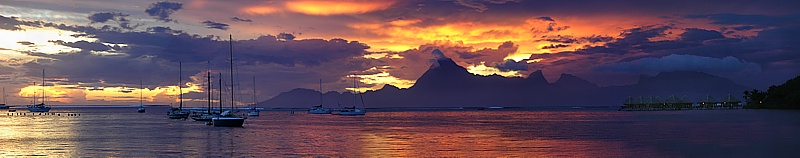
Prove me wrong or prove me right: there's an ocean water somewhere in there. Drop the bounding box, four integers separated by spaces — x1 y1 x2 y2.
1 107 799 157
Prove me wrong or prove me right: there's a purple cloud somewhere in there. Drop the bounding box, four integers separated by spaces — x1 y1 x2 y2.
145 1 183 22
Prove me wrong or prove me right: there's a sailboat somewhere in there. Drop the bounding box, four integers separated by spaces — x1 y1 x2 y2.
168 62 190 119
137 80 146 113
192 62 218 122
28 69 51 112
212 34 246 127
337 75 365 116
308 79 331 114
247 76 260 116
0 87 9 109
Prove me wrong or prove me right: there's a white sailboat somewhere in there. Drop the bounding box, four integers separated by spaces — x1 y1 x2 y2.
337 75 365 116
308 79 332 114
247 76 260 116
1 87 9 109
137 79 146 113
28 69 51 112
192 62 218 121
212 34 246 127
167 62 189 119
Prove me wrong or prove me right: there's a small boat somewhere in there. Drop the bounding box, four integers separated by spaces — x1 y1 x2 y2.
308 79 332 114
336 75 365 116
137 80 146 113
168 108 189 119
212 34 246 127
308 105 332 114
167 62 189 119
337 106 365 116
192 61 217 122
212 111 245 127
0 87 9 109
247 76 259 117
28 69 51 112
247 108 260 116
191 111 218 121
8 109 15 112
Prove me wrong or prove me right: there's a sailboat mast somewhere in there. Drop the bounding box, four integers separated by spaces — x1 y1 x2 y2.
207 61 211 114
140 79 143 107
179 62 183 110
219 73 223 113
229 34 235 111
42 69 45 104
33 82 36 104
353 74 356 107
2 87 5 105
319 79 322 106
252 76 256 107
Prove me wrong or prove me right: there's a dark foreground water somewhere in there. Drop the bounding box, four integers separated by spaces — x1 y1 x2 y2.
1 107 799 157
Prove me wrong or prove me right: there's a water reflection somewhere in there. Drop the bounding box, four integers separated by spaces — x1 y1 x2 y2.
1 108 799 157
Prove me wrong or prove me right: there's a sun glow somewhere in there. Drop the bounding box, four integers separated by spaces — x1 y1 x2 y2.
285 0 396 15
0 26 95 55
16 82 205 104
466 62 524 77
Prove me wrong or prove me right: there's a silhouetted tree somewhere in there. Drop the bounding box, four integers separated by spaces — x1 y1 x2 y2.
744 75 800 109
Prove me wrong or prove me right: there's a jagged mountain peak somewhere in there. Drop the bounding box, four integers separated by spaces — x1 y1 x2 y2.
526 70 548 83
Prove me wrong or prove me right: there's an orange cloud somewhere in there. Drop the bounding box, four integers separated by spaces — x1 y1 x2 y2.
389 19 422 26
285 0 396 15
242 6 282 15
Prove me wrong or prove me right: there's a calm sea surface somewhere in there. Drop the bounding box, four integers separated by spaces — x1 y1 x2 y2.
1 107 799 157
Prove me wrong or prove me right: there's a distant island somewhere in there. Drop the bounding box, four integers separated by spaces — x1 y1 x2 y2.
257 50 750 108
743 75 800 109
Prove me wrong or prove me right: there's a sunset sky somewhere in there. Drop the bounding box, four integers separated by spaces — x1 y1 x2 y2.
1 0 798 106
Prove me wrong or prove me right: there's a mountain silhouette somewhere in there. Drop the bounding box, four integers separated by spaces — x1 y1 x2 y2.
258 50 749 108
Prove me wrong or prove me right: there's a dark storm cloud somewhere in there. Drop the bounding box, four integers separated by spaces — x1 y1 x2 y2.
0 15 23 30
145 1 183 22
146 26 184 34
685 14 800 28
49 40 112 51
231 17 252 22
527 13 800 88
541 44 568 49
276 32 296 41
536 16 555 22
200 21 229 30
87 12 141 30
17 41 34 46
493 59 528 71
680 28 725 42
731 25 756 31
596 54 761 74
8 17 372 92
87 12 129 23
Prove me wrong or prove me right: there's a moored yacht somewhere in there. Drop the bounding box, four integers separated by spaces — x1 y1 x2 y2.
335 75 365 116
28 70 50 112
212 34 246 127
167 62 189 119
308 79 331 114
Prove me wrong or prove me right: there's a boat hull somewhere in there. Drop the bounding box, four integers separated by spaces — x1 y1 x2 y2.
337 109 365 116
212 117 245 127
167 112 189 119
137 108 146 113
308 108 332 114
191 114 217 121
28 107 51 112
247 111 260 116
